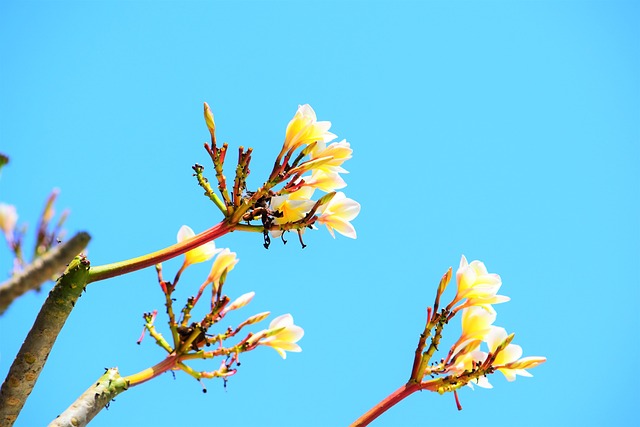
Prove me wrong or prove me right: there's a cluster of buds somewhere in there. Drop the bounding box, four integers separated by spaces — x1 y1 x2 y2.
132 225 304 391
409 256 546 409
194 103 360 249
0 188 69 276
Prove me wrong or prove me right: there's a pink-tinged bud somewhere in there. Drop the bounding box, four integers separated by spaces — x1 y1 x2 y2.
503 356 547 370
493 332 516 355
437 267 453 297
222 292 255 314
243 311 271 326
434 267 453 310
204 102 216 137
316 191 336 206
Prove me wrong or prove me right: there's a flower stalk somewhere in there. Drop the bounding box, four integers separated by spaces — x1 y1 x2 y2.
87 220 233 284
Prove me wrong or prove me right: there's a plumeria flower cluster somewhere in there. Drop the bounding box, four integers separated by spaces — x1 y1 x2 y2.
409 256 546 410
131 225 304 391
193 103 360 249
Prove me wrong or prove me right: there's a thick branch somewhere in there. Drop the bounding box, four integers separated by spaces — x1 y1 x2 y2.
0 232 91 315
49 368 128 427
0 255 91 427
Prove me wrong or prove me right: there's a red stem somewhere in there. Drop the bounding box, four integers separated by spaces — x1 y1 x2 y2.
350 382 422 427
87 221 233 283
454 390 463 411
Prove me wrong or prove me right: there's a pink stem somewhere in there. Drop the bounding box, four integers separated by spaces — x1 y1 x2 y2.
87 221 233 283
350 382 422 427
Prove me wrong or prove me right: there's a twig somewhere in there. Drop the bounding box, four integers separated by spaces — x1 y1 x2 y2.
0 232 91 315
0 255 91 427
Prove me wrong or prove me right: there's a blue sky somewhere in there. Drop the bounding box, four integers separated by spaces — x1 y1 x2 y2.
1 1 638 426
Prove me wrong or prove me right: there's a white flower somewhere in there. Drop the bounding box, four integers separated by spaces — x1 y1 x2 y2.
206 248 239 293
257 314 304 359
283 105 336 153
316 192 360 239
177 225 221 267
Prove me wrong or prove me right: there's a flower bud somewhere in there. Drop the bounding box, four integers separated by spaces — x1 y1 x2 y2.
503 356 547 370
204 102 216 138
243 311 271 326
493 332 516 355
221 292 255 314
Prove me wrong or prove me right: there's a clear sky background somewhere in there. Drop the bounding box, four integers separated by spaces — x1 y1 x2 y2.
1 1 638 426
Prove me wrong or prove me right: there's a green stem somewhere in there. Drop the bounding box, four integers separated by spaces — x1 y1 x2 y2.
410 320 433 381
193 163 227 214
415 312 447 381
234 223 264 233
87 221 233 284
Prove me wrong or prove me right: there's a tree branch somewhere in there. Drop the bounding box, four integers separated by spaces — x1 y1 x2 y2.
0 254 91 427
48 368 128 427
0 232 90 314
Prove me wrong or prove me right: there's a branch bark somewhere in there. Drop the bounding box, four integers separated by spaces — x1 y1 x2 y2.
48 368 128 427
0 254 91 427
0 232 91 314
